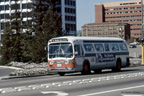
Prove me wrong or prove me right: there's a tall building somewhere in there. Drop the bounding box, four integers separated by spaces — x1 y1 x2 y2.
95 0 143 39
0 0 77 40
58 0 77 35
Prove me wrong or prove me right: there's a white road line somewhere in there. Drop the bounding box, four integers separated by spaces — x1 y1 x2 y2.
121 94 143 96
79 85 144 96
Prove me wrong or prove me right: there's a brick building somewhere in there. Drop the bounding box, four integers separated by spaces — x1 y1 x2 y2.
95 0 144 39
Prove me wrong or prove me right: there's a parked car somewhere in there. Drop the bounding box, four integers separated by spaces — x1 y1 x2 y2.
129 43 137 48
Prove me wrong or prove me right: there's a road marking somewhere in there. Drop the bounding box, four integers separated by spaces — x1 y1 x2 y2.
41 91 68 96
1 72 144 94
1 88 16 94
122 94 143 96
79 85 144 96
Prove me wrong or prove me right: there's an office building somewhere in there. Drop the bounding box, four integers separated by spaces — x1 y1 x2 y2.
95 0 143 39
0 0 77 40
82 22 130 40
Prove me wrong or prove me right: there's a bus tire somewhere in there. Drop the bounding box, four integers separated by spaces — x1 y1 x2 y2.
94 69 102 73
112 59 121 72
58 72 65 76
81 62 91 75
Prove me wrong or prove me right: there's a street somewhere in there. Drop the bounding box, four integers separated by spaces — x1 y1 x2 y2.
0 67 15 79
0 66 144 96
128 44 142 57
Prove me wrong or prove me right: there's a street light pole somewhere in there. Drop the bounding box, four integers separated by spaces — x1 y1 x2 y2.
141 0 144 64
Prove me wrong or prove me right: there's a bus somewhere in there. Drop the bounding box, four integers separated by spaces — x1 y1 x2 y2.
47 36 130 76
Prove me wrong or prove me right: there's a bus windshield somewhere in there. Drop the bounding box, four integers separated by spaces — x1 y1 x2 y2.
49 43 73 58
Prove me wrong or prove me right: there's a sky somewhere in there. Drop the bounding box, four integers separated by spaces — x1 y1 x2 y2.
76 0 133 30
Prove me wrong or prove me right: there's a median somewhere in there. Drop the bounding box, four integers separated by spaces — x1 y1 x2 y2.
9 62 55 77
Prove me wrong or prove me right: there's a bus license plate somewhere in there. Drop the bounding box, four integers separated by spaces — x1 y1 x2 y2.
57 64 62 67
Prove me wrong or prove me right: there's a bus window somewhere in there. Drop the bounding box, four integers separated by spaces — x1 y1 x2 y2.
94 44 104 51
110 43 119 51
74 45 80 56
119 43 128 50
84 44 94 52
104 44 109 51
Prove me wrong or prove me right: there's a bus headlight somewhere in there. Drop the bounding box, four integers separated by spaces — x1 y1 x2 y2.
49 61 54 65
65 60 69 64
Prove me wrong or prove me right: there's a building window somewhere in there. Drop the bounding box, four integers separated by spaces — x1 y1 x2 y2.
0 5 4 11
1 23 5 30
0 0 4 2
5 5 9 10
0 14 4 19
22 4 27 9
65 0 75 6
56 7 61 12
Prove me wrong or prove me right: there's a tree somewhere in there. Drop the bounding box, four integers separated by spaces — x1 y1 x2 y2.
31 0 63 63
0 0 63 64
0 0 23 65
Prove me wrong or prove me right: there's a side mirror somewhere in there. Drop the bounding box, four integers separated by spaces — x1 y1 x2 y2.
44 47 47 51
75 51 78 55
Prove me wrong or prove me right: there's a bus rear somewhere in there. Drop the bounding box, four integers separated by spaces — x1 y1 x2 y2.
47 38 75 76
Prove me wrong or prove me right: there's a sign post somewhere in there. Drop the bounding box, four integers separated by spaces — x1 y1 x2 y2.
141 0 144 64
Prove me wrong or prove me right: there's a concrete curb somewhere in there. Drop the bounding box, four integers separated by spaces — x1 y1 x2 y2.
0 66 22 70
0 73 57 80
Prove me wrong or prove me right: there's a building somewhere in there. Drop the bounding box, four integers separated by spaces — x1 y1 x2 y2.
0 0 77 40
82 23 130 40
95 0 143 39
57 0 76 35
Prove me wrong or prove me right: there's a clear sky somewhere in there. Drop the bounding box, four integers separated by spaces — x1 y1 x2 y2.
76 0 132 30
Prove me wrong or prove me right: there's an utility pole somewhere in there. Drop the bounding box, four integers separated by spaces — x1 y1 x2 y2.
141 0 144 64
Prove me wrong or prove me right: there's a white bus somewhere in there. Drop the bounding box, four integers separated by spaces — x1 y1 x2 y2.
48 36 130 76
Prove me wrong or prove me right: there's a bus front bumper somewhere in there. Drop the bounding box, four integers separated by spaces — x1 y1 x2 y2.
48 68 75 73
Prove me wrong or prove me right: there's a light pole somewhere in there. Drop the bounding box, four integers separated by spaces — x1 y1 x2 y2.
141 0 144 64
126 35 129 44
119 27 123 39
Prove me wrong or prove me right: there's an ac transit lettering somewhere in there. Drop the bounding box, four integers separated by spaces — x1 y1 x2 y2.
97 53 115 62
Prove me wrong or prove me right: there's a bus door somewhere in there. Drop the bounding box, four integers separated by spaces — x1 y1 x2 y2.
74 44 84 71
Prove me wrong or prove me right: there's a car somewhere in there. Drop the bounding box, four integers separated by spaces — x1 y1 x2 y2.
133 42 139 45
129 43 137 48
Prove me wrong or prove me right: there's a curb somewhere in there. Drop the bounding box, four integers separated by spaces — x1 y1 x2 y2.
0 66 22 70
0 73 57 80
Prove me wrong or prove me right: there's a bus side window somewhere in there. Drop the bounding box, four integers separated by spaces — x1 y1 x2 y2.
119 43 128 50
94 44 104 51
74 45 80 56
84 44 94 52
104 44 109 51
110 43 119 51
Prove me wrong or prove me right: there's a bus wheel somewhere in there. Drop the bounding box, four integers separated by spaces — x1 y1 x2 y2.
58 72 65 76
81 63 90 75
112 60 121 72
94 69 102 73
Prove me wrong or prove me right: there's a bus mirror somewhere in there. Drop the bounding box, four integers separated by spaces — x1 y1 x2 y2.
75 51 78 55
44 47 47 51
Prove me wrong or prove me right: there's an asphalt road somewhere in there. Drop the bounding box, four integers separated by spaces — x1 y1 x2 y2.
0 66 144 96
128 45 142 57
0 67 15 77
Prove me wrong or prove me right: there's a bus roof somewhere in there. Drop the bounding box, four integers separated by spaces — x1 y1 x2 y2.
49 36 125 43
